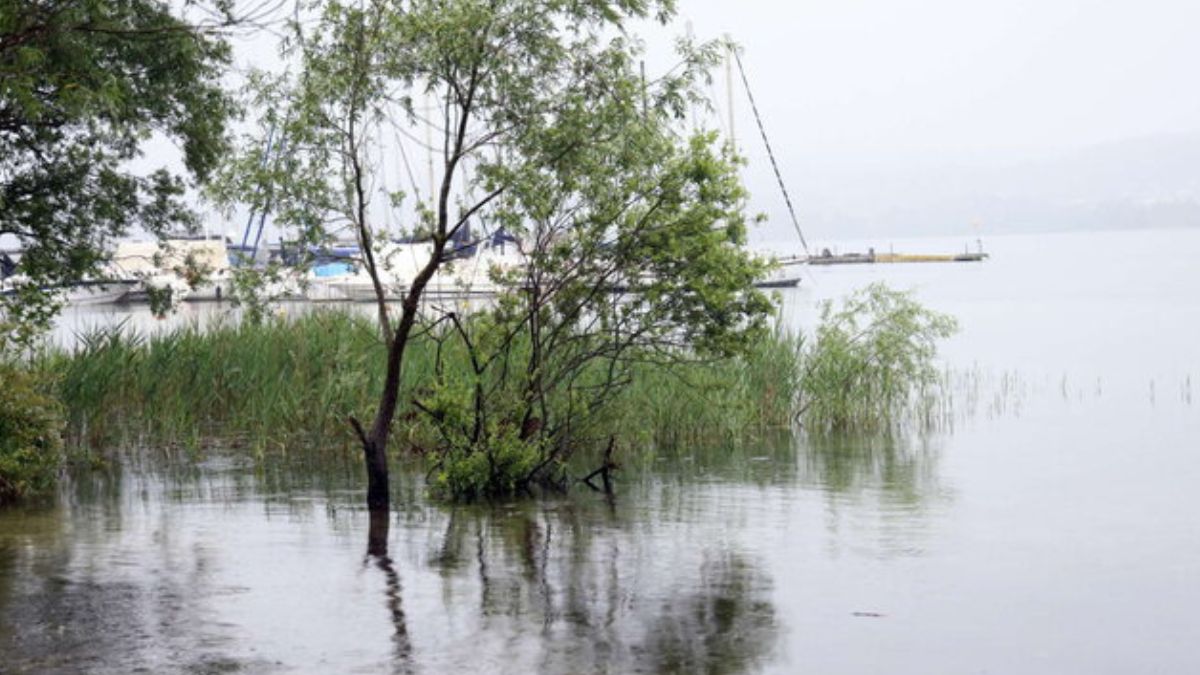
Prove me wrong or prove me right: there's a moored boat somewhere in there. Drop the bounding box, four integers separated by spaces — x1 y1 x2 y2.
756 254 804 288
0 276 139 305
113 237 235 302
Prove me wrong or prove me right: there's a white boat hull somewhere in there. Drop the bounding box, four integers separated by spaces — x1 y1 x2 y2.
69 282 139 305
755 257 805 288
0 279 139 306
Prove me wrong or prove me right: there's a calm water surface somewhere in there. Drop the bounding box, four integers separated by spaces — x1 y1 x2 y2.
2 228 1198 673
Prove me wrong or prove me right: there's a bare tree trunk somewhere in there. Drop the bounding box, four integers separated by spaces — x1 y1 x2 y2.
354 241 446 511
367 507 390 556
351 63 482 511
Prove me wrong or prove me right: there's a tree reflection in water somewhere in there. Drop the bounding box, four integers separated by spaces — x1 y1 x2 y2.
366 510 412 672
636 551 777 675
424 501 778 674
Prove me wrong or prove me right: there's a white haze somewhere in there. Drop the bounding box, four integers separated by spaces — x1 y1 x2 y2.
647 0 1200 245
112 0 1200 250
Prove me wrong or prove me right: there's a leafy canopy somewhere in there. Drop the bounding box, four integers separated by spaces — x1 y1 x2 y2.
218 0 770 344
0 363 63 504
1 0 235 345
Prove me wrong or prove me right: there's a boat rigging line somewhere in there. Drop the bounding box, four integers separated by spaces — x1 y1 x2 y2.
728 42 812 258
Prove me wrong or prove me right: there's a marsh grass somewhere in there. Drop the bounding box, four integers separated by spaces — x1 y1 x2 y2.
32 310 805 459
797 283 958 434
38 311 392 453
21 282 963 489
614 329 804 449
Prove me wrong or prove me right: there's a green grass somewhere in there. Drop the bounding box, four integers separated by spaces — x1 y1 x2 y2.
38 311 390 453
796 283 958 433
2 283 959 503
30 310 804 458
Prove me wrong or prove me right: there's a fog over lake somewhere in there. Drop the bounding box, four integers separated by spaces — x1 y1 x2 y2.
6 227 1198 673
667 0 1200 240
4 1 1199 672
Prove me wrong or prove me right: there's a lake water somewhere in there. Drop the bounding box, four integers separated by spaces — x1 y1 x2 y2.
2 227 1198 673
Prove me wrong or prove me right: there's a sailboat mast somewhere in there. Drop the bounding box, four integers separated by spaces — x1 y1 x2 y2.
725 35 736 152
729 42 812 256
425 92 435 206
685 21 697 132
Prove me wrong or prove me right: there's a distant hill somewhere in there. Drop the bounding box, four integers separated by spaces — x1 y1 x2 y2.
750 134 1200 240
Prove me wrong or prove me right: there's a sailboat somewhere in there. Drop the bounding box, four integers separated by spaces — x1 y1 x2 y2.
324 229 526 301
0 249 139 305
0 278 140 305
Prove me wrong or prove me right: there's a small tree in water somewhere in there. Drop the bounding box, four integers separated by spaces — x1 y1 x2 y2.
798 283 958 433
217 0 774 508
419 129 773 500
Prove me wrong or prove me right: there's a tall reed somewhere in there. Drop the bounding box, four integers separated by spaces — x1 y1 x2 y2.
39 312 390 452
32 283 957 463
796 283 958 433
34 310 803 456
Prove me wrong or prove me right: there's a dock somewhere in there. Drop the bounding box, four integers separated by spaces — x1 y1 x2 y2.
806 248 988 265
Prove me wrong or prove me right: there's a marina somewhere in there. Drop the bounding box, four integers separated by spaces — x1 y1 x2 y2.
2 235 809 309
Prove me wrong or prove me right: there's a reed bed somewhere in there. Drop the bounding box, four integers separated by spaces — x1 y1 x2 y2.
614 330 803 449
31 310 804 457
38 312 389 452
21 283 961 473
2 286 973 503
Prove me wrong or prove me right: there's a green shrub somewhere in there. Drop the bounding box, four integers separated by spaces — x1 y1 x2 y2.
0 364 64 504
799 282 958 432
431 427 548 501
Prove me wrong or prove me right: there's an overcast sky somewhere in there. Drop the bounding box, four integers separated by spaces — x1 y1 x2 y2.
213 0 1200 244
667 0 1200 159
628 0 1200 241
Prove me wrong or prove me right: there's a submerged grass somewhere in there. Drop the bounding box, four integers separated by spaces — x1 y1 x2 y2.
797 283 958 433
31 310 805 458
39 312 389 452
0 282 963 504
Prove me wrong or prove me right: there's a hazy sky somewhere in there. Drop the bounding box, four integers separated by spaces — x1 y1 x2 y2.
628 0 1200 241
213 0 1200 243
666 0 1200 161
7 1 1196 256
